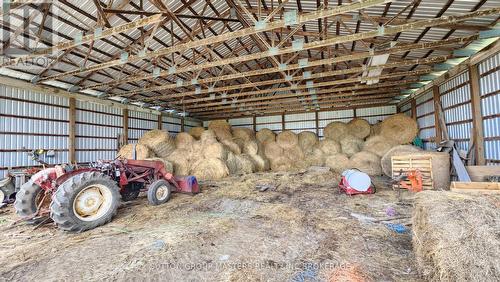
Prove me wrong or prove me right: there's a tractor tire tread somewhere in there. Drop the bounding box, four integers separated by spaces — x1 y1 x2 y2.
14 180 43 218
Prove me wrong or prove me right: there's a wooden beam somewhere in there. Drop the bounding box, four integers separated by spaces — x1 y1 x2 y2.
123 109 129 144
158 114 162 130
281 114 285 131
68 97 76 164
181 117 185 132
315 111 319 136
411 99 417 121
253 115 257 132
432 85 443 144
469 64 486 165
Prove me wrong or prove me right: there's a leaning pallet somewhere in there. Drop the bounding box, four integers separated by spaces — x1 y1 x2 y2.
392 155 434 190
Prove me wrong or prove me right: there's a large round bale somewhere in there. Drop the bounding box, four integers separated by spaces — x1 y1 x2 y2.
270 156 293 171
221 139 241 155
324 121 348 141
166 149 191 176
264 141 284 160
226 152 255 174
117 144 151 160
191 158 229 180
380 113 418 144
188 127 205 140
276 130 299 149
319 139 341 155
232 127 255 141
175 132 195 150
370 122 382 136
200 129 218 143
242 140 258 155
249 154 268 172
145 157 173 173
298 131 319 152
232 137 246 152
363 135 397 157
350 151 382 175
208 120 233 141
256 128 275 143
285 145 305 162
381 145 423 177
304 147 325 167
340 134 364 157
203 142 228 161
408 151 451 190
325 153 350 172
347 118 371 139
138 129 175 158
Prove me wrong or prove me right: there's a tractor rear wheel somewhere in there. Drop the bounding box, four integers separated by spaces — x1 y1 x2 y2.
50 171 121 232
14 180 44 217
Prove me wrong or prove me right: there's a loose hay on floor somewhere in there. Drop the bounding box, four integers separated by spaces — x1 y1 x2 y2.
412 191 500 281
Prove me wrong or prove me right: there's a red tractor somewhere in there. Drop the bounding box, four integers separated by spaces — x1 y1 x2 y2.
14 159 199 232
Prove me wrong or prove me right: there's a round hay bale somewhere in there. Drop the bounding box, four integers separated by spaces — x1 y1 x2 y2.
203 142 228 161
145 157 173 173
276 130 299 149
226 152 255 174
264 141 284 160
208 119 231 132
200 129 218 143
363 135 397 157
270 156 293 171
117 144 151 160
249 154 268 172
166 149 191 176
188 127 205 140
138 129 175 158
298 131 319 152
256 128 275 143
347 118 371 139
175 132 195 150
407 151 450 190
340 134 364 157
370 122 382 136
242 140 258 155
381 145 423 177
232 127 255 141
191 158 229 180
325 153 350 172
212 128 233 141
380 113 418 144
285 145 305 161
304 148 325 167
319 139 341 155
221 139 241 155
324 121 348 141
350 151 382 175
232 137 246 152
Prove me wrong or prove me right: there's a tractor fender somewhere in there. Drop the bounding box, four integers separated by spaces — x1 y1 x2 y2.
55 168 97 186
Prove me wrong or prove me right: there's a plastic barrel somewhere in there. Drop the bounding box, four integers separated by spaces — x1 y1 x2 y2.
341 169 371 192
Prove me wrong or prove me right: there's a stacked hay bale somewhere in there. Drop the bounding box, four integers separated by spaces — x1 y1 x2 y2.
188 127 205 140
208 119 233 141
263 130 309 171
117 144 151 160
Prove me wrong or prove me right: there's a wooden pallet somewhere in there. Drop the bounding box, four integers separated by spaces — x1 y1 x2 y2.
450 181 500 193
391 155 434 190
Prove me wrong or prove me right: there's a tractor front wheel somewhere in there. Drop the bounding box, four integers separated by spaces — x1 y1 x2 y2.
147 180 172 205
14 180 44 218
50 171 121 232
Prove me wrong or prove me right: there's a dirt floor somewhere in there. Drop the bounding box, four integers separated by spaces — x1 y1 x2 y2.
0 168 422 281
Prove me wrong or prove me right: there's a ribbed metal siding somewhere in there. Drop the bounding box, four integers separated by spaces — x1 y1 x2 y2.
0 85 69 178
75 100 123 163
416 90 436 150
256 115 282 132
128 111 158 142
284 112 316 132
479 53 500 165
439 71 472 152
228 117 252 126
356 105 396 124
162 115 181 134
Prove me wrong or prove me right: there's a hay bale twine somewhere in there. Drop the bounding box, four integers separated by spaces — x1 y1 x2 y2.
220 139 241 155
323 121 348 141
264 141 284 160
242 140 258 155
256 128 275 143
325 153 350 172
363 135 397 157
203 142 229 161
340 134 364 157
380 113 418 144
145 158 173 173
347 118 371 139
370 122 382 136
350 151 382 175
117 144 151 160
381 145 423 177
304 147 326 167
175 132 195 150
191 158 229 180
298 131 319 152
166 149 191 176
232 127 255 141
188 127 205 140
138 129 175 158
319 139 341 155
276 130 299 149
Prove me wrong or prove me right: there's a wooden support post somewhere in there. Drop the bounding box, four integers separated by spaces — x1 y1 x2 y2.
469 64 486 165
315 111 319 136
158 114 162 130
181 117 185 132
411 99 417 121
253 115 257 132
281 114 285 132
432 85 443 144
123 109 129 144
68 98 76 164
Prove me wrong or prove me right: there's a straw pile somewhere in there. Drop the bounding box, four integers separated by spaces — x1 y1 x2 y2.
413 191 500 281
188 127 205 140
138 129 175 158
347 118 371 139
380 113 418 144
117 144 151 160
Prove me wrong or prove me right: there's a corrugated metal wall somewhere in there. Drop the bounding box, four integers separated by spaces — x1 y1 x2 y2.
416 90 436 150
127 110 159 143
400 102 412 117
0 85 69 178
479 53 500 165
